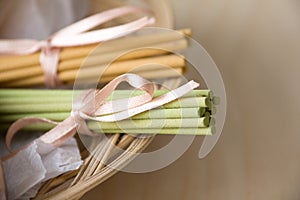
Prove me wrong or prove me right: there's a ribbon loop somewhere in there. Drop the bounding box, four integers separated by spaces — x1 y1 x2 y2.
0 6 154 53
0 6 155 87
5 117 58 151
55 6 152 37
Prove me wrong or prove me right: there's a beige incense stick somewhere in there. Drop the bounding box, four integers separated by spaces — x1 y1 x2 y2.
58 38 188 72
67 67 184 85
2 64 184 87
1 54 185 86
0 39 187 83
60 54 185 81
0 29 191 72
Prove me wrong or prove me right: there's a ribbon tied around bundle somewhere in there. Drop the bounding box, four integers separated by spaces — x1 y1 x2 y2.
0 6 155 87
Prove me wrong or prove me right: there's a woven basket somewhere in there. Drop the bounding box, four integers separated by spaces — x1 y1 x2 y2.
31 1 179 199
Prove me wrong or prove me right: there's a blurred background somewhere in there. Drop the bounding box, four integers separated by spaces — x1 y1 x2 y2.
84 0 300 199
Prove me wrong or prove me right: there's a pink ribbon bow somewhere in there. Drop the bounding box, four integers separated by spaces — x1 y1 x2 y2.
0 6 155 87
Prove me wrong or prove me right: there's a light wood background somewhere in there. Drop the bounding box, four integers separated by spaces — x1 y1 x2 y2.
84 0 300 199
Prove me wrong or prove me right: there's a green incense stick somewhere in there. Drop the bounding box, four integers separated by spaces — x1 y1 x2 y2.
0 97 211 114
0 89 212 99
0 90 213 105
0 95 72 104
0 112 70 122
209 107 217 115
87 118 210 130
0 117 210 131
209 118 216 126
0 107 207 122
212 96 220 105
0 103 72 114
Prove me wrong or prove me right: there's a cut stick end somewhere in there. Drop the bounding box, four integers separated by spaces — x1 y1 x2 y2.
204 117 210 127
210 107 217 115
210 126 216 135
212 96 220 105
209 118 216 126
199 107 206 117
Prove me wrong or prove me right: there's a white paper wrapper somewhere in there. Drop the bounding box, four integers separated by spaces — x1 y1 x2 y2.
2 137 82 200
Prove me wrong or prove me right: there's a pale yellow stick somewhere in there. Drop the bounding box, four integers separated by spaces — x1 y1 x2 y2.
64 29 190 60
0 29 191 72
59 38 188 72
60 54 185 81
2 61 185 87
1 54 184 86
102 67 184 82
0 39 187 83
72 67 184 85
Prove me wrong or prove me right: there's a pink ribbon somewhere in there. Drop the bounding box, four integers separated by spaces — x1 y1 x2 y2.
0 6 155 87
5 74 199 151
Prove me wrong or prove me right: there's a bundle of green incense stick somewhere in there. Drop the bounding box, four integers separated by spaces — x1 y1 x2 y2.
0 89 219 135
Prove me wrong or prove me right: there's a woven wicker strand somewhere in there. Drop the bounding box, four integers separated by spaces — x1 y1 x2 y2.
35 136 153 200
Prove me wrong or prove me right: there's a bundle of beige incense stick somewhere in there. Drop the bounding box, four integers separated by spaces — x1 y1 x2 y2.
0 29 190 88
